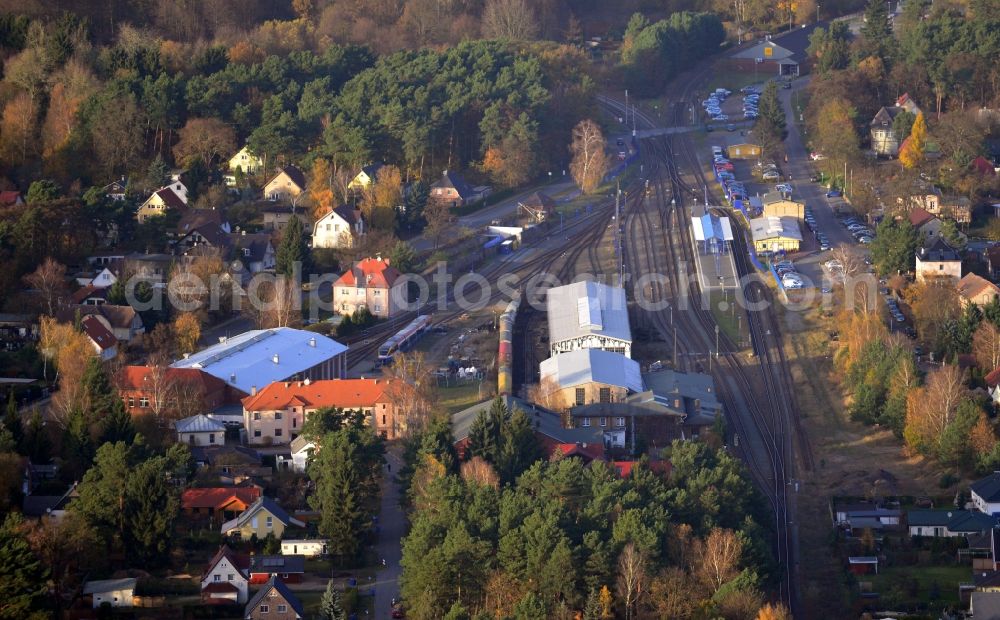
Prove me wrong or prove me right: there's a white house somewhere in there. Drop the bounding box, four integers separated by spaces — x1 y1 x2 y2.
280 539 328 557
83 578 136 608
347 163 383 191
289 435 315 473
907 509 998 537
312 205 364 249
971 472 1000 515
201 546 250 604
228 146 264 177
166 175 189 204
81 315 117 361
176 414 227 447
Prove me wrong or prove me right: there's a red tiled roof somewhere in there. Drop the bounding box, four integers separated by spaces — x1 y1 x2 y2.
613 460 672 478
154 187 186 210
71 285 108 304
973 156 997 177
202 582 240 594
986 368 1000 388
182 487 261 510
202 545 250 581
241 378 400 411
119 366 227 393
81 315 116 351
0 191 21 206
908 207 936 229
334 257 401 289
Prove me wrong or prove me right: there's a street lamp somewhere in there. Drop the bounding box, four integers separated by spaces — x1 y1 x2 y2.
817 3 821 23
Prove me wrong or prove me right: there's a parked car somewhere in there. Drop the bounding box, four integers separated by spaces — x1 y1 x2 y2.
763 170 781 180
810 152 826 161
826 189 842 198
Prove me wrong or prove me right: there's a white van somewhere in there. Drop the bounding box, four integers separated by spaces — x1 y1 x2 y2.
711 146 723 157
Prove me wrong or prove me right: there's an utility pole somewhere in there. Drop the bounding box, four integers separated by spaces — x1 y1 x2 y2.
625 90 629 127
673 326 678 367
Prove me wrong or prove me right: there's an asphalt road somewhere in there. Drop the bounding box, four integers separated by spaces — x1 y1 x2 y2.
372 446 404 619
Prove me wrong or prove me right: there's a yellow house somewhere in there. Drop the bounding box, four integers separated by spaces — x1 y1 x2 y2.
136 187 186 223
750 216 801 253
724 135 762 159
264 165 306 202
761 192 804 219
228 146 264 176
347 163 383 192
220 496 305 540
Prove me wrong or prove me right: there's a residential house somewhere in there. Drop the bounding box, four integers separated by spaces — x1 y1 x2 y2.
749 216 802 253
103 178 127 201
761 192 805 219
958 273 1000 308
987 368 1000 408
0 313 37 349
231 232 276 274
201 545 250 604
723 135 762 160
118 366 233 417
71 285 110 306
971 592 1000 620
871 105 905 156
973 155 998 178
261 205 310 232
81 315 117 361
915 238 962 283
0 190 23 206
137 186 187 223
22 481 77 520
430 170 486 208
228 147 264 179
119 252 174 285
247 555 305 584
347 163 383 191
908 207 947 246
727 27 816 77
896 92 922 116
940 194 973 225
202 446 271 482
83 578 136 608
242 377 405 444
182 487 261 522
517 191 556 223
220 496 305 539
832 501 902 531
169 327 348 396
451 395 606 461
547 280 633 358
280 539 327 557
77 266 118 290
538 348 644 412
177 414 227 447
177 222 233 256
972 472 1000 515
289 436 315 473
264 166 306 202
332 256 408 319
176 208 231 243
907 509 998 537
312 205 364 249
244 576 304 620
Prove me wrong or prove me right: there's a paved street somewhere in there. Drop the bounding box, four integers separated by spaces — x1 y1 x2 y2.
372 445 404 619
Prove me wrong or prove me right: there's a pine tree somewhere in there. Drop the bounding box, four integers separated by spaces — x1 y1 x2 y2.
276 214 311 278
443 601 471 620
21 411 50 463
0 513 48 618
583 587 603 620
318 579 347 620
860 0 893 61
309 431 368 561
468 398 506 463
3 391 22 448
755 81 787 158
99 399 135 445
498 408 542 484
62 407 94 480
80 356 117 424
123 455 178 564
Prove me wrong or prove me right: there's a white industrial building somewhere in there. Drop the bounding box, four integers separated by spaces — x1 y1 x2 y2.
546 280 632 358
171 328 347 396
540 348 644 393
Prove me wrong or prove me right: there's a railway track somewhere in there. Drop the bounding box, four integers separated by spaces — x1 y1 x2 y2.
602 83 804 611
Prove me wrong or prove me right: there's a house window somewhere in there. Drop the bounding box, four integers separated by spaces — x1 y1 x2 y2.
214 574 220 582
599 388 611 403
243 248 251 257
374 305 382 313
275 411 283 420
254 430 262 437
275 429 283 437
326 224 331 231
600 417 607 427
139 397 149 408
254 412 261 420
292 418 297 428
615 417 626 427
189 434 196 444
266 516 273 529
382 414 386 425
260 605 269 613
228 573 234 581
209 433 216 444
128 397 134 407
575 388 586 405
277 605 288 613
581 417 591 427
939 265 943 270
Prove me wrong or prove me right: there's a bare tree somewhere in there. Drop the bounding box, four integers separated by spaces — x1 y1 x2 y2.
423 200 457 250
172 117 236 168
380 351 438 436
616 542 648 620
481 0 538 41
570 119 610 194
906 364 968 443
24 258 68 316
460 456 500 488
694 528 743 593
243 275 302 329
973 321 1000 372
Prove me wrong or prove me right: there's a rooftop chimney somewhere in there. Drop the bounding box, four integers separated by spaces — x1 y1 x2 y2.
230 373 236 384
309 337 316 347
272 354 279 365
251 385 257 396
303 377 311 386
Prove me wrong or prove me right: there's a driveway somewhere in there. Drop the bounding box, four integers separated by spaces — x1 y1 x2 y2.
373 445 404 618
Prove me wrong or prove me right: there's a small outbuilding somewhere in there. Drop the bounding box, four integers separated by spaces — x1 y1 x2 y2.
83 578 136 608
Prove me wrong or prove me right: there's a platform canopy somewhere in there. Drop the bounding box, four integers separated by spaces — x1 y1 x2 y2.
692 213 733 242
